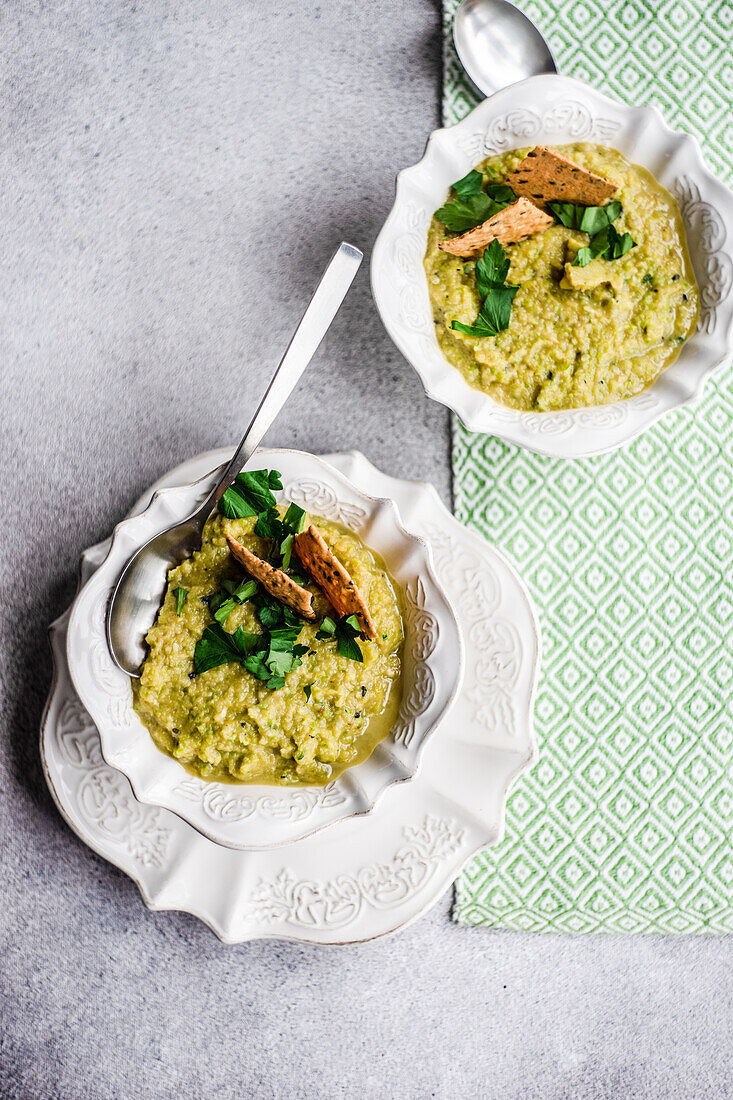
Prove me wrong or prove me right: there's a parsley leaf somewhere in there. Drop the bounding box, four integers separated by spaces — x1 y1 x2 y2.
267 648 300 679
279 532 295 569
436 178 515 233
194 586 308 688
218 487 257 519
194 624 260 675
283 503 306 534
243 651 270 681
451 240 518 339
550 200 622 233
572 223 635 267
218 469 282 519
173 587 187 615
484 182 517 206
254 508 282 542
222 578 257 601
316 613 364 662
435 193 498 233
336 615 364 662
316 616 337 639
452 169 484 198
212 596 239 624
475 239 510 292
208 577 258 624
602 224 635 260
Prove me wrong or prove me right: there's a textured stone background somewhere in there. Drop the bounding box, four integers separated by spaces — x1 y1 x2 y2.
1 2 731 1097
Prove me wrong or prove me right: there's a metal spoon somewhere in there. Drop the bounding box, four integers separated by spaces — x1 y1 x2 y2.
107 241 363 677
453 0 556 98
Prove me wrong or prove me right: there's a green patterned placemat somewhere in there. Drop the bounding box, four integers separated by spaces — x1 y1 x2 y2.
447 0 733 932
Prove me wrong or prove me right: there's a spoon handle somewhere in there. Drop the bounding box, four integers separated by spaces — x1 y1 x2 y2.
199 241 363 517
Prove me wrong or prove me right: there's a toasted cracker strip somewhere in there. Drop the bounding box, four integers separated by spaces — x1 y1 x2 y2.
439 197 553 258
506 146 617 208
293 525 378 641
225 533 316 620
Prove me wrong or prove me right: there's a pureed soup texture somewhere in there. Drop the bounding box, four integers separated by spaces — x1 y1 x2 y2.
424 143 699 411
133 470 404 787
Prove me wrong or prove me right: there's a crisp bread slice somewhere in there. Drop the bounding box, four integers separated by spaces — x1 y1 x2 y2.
293 525 378 641
438 196 553 258
225 533 316 620
506 146 618 208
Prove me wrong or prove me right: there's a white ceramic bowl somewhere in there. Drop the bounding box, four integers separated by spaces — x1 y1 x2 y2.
66 449 463 850
372 74 733 458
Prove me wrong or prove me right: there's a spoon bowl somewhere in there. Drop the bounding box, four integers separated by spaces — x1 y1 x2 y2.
106 242 363 677
453 0 556 98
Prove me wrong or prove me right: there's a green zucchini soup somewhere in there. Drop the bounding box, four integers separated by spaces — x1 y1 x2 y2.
424 143 699 411
133 469 404 787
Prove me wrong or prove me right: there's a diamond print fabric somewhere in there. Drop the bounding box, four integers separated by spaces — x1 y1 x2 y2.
447 0 733 931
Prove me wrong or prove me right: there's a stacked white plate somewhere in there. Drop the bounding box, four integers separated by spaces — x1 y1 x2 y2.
42 449 540 944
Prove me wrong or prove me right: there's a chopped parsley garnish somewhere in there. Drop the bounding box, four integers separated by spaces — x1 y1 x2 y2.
198 467 367 686
642 272 653 285
550 200 635 268
573 224 635 267
219 468 307 572
193 622 260 675
316 613 364 663
550 200 622 234
208 577 258 625
254 498 307 569
283 502 306 534
218 469 283 520
193 591 309 689
450 240 518 338
436 171 515 233
173 587 188 615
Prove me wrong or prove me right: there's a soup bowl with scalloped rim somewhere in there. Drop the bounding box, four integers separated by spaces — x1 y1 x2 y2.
66 449 463 850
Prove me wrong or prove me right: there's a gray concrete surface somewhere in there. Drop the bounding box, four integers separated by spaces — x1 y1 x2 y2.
1 2 731 1098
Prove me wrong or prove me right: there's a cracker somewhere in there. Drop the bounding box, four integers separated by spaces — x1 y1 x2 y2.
439 197 553 258
225 534 316 620
293 525 378 641
506 146 617 208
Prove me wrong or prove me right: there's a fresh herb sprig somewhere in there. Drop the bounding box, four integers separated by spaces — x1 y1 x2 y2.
450 240 519 339
435 169 515 233
316 614 365 663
